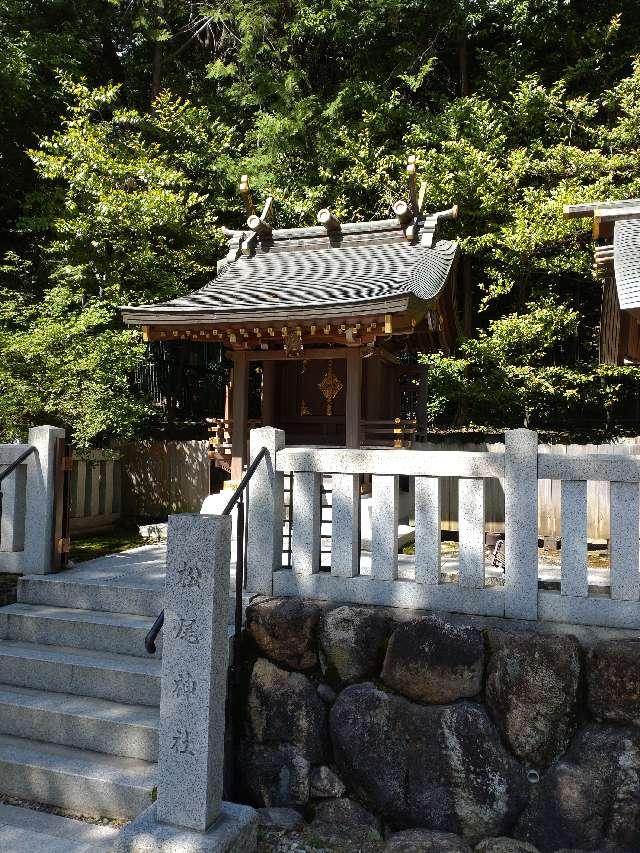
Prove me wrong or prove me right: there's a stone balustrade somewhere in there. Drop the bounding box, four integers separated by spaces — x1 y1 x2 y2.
247 426 640 630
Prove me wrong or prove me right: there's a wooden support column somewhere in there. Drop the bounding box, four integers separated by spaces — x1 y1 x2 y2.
230 351 249 482
261 360 275 426
346 348 362 448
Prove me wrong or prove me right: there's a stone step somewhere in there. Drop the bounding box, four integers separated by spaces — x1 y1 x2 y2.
19 575 253 625
0 641 161 706
0 733 156 819
0 684 159 761
19 575 164 618
0 603 162 657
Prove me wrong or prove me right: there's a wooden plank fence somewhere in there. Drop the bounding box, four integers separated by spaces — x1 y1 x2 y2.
81 436 640 543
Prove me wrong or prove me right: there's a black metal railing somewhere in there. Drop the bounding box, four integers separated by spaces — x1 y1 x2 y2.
0 446 36 548
144 446 268 657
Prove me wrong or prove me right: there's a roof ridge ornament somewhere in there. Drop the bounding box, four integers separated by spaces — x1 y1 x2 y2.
239 175 256 217
317 208 341 233
247 196 274 237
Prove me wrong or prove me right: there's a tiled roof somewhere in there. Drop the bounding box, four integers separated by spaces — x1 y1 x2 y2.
121 215 458 325
614 218 640 311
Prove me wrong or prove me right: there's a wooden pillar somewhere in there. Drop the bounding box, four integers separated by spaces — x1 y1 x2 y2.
365 354 383 421
417 366 428 440
230 351 248 482
261 361 275 426
346 348 362 448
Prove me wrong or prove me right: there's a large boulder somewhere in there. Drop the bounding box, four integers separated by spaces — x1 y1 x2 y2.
245 657 328 763
319 605 395 684
386 829 472 852
382 617 484 704
587 639 640 727
515 723 640 852
245 597 321 671
484 629 581 767
331 683 528 843
240 741 310 806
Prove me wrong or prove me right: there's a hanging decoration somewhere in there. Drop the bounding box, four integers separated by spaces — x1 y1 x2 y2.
284 329 303 357
318 359 343 416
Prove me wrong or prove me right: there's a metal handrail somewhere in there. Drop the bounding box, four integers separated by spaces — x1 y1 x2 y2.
0 446 36 548
144 446 269 655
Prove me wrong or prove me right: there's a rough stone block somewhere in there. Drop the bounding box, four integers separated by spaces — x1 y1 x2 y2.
382 616 484 704
115 801 258 853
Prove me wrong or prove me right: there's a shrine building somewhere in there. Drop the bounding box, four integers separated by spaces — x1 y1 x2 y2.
122 165 460 484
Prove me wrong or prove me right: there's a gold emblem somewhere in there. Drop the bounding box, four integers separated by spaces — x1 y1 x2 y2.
284 330 303 357
318 360 343 416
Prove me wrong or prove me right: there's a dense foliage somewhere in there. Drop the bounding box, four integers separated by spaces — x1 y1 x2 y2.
1 0 640 443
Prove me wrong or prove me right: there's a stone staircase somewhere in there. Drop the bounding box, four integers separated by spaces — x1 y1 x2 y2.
0 544 245 821
0 566 162 819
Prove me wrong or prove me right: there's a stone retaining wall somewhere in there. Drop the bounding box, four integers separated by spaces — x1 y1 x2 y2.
238 597 640 853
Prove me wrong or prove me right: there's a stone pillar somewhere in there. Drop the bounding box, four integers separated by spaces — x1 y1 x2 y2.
23 425 65 574
504 429 539 620
116 513 257 853
246 427 285 595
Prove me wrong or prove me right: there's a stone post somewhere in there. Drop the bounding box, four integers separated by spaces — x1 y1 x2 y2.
116 513 257 853
246 426 285 594
26 425 66 573
504 429 539 620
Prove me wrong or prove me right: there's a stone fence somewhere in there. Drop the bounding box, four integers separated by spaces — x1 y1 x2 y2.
0 425 65 574
247 426 640 630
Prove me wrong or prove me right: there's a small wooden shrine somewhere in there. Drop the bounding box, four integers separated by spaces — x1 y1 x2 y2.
122 161 460 482
565 198 640 364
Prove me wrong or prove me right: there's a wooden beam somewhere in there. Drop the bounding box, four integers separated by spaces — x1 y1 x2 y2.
230 350 249 482
563 199 640 219
593 205 640 239
346 348 363 448
239 174 255 216
243 347 356 362
247 196 274 236
317 208 341 232
393 200 413 227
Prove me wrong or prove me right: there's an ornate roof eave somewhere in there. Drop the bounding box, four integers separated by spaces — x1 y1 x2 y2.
121 293 412 327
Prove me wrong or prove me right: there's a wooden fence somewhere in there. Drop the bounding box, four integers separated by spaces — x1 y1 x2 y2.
115 437 640 542
70 451 122 534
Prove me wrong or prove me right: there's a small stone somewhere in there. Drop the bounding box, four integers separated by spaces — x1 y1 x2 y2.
241 741 310 807
474 839 539 853
309 797 383 847
382 617 484 704
246 597 321 671
386 829 472 852
317 682 337 704
257 807 304 830
485 629 581 767
246 657 328 763
319 605 395 684
310 765 346 798
587 639 640 726
313 797 380 829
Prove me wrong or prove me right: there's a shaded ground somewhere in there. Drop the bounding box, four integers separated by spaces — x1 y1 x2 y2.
69 529 145 564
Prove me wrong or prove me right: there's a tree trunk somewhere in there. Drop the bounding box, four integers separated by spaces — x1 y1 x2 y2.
458 34 470 96
150 0 165 105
